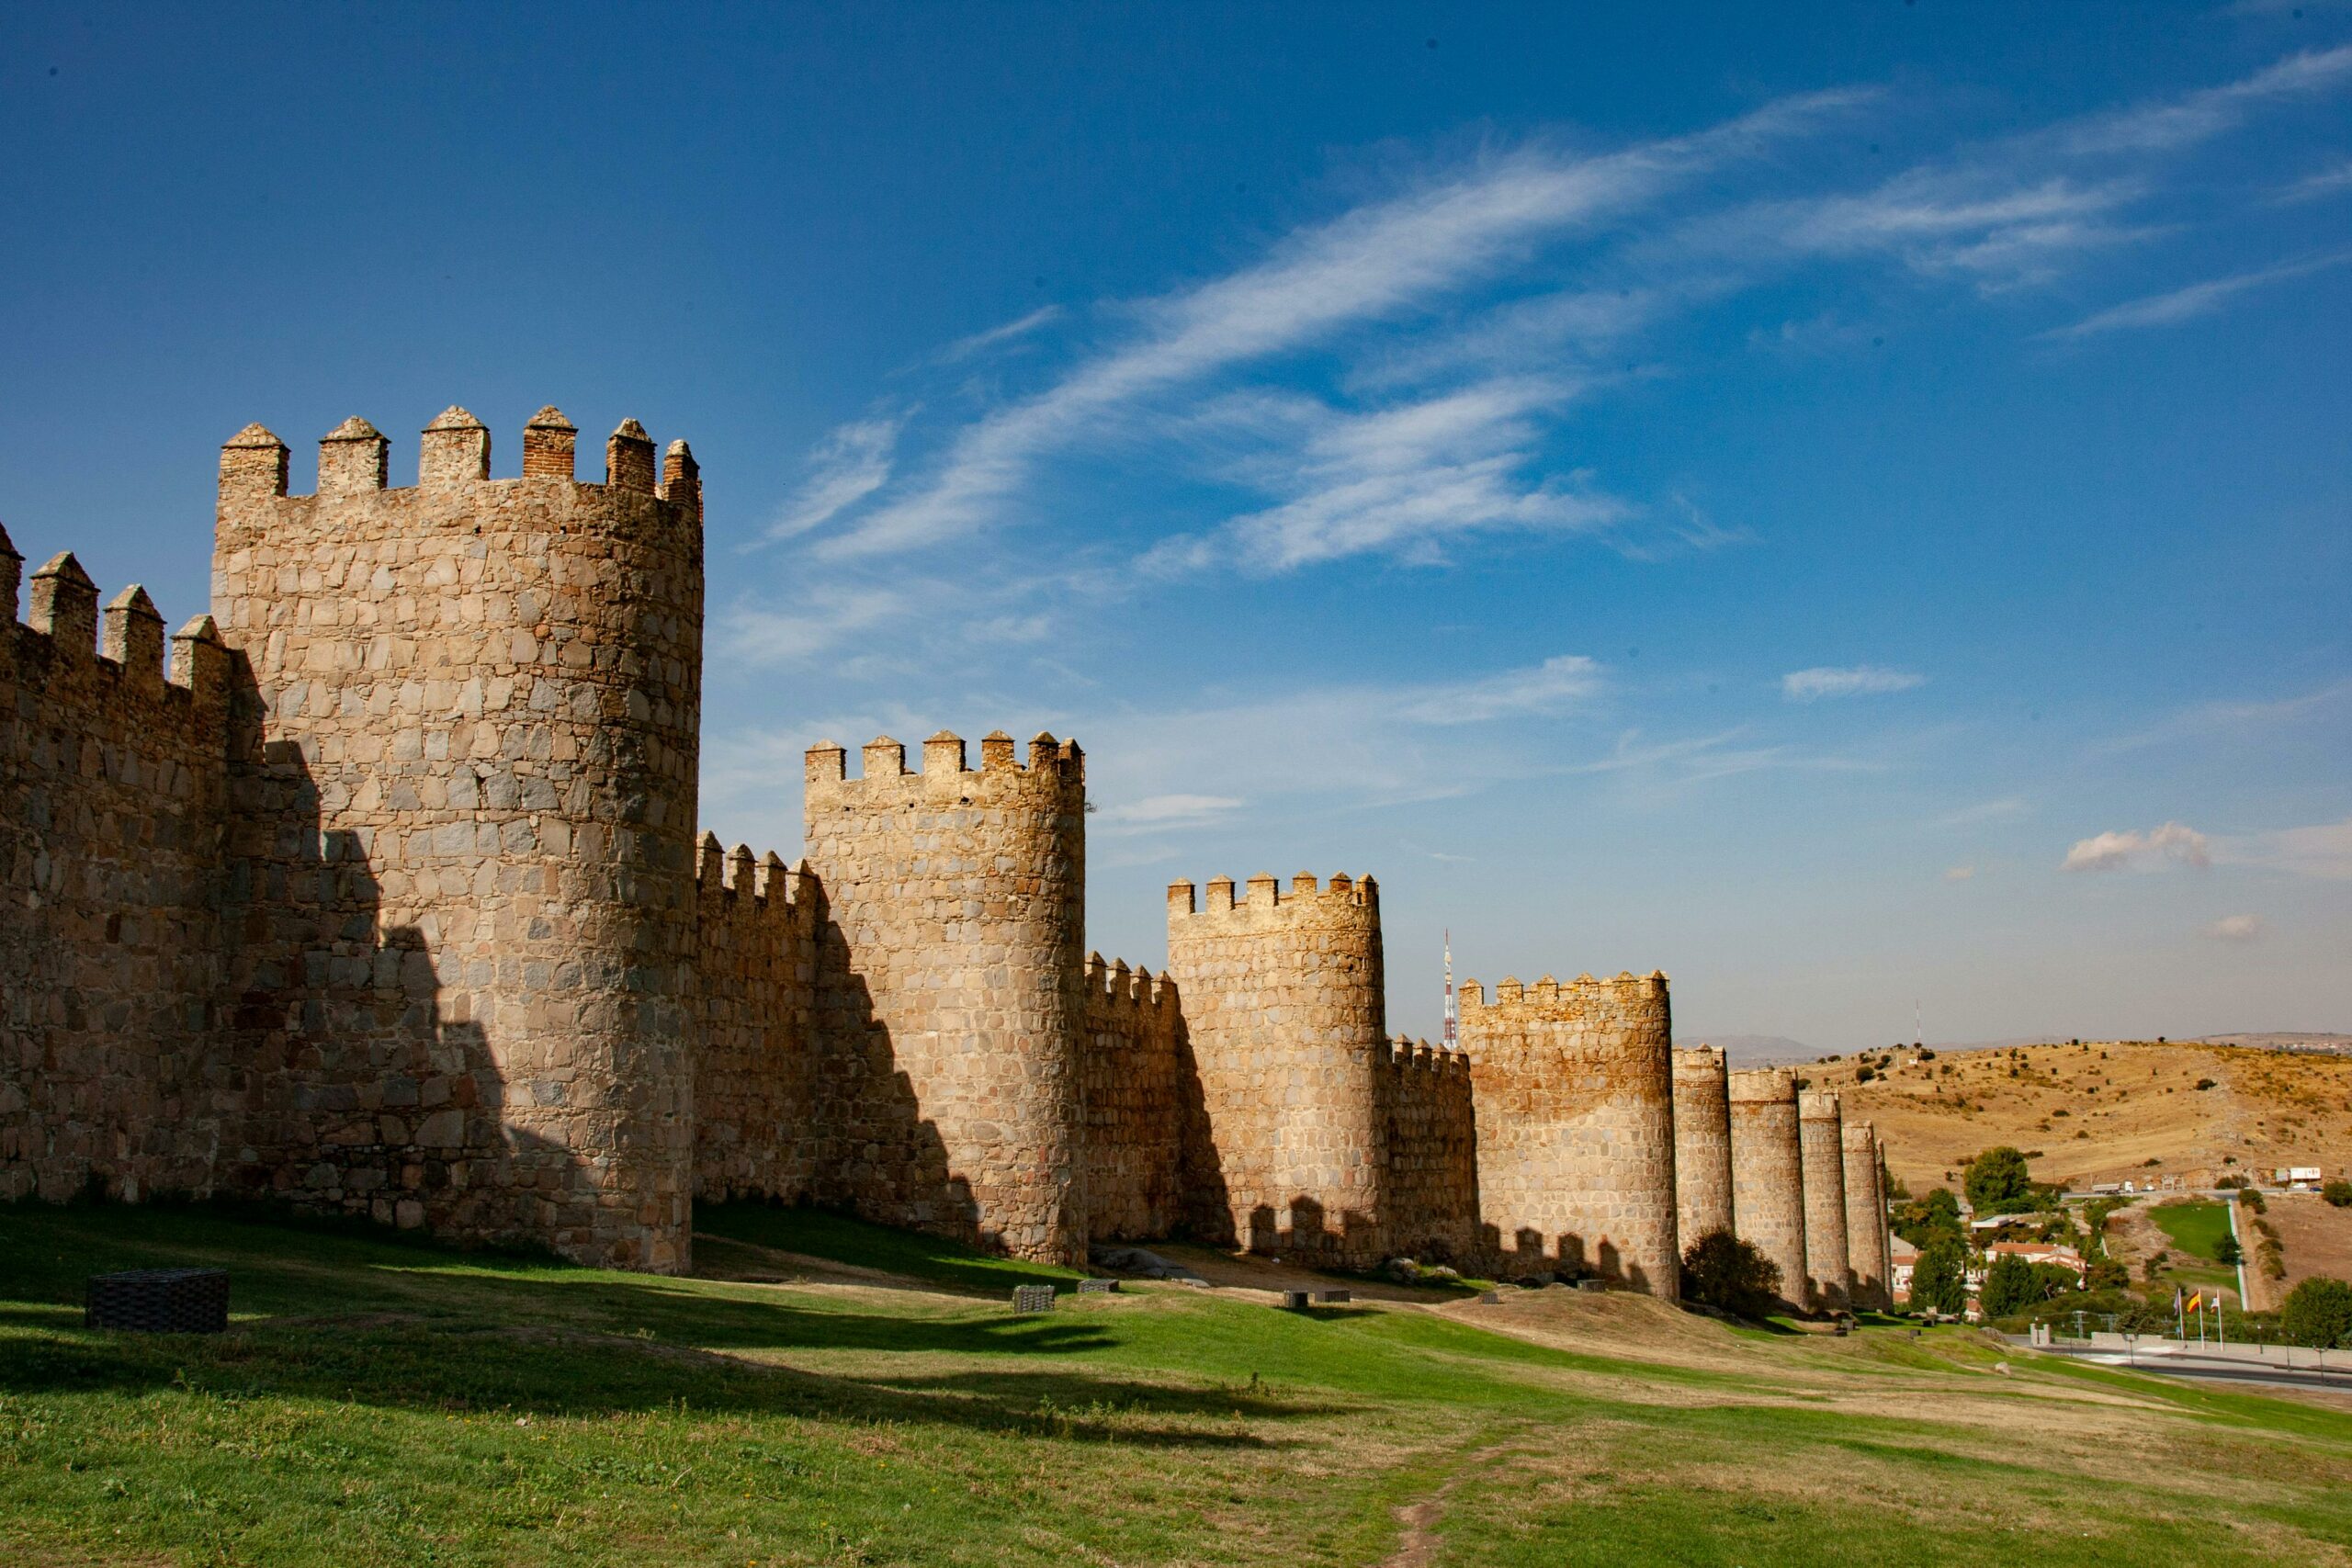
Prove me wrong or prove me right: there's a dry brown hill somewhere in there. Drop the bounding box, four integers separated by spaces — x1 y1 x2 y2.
1793 1039 2352 1193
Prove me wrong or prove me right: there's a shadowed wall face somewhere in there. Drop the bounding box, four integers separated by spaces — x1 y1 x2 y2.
1078 957 1195 1243
1842 1119 1890 1311
1728 1066 1807 1310
693 840 818 1206
1163 873 1389 1267
1672 1044 1734 1247
800 731 1087 1264
1381 1039 1480 1265
1798 1089 1850 1310
0 531 232 1204
1460 973 1679 1297
209 411 704 1272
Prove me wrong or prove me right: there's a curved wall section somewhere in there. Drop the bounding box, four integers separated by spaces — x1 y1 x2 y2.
209 410 702 1271
800 729 1087 1263
1728 1066 1807 1310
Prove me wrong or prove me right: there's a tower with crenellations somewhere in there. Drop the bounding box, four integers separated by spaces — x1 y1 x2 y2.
1672 1044 1734 1247
209 408 706 1271
799 730 1089 1263
1728 1066 1808 1311
1797 1090 1852 1310
1842 1119 1891 1311
1162 872 1391 1265
1459 971 1679 1295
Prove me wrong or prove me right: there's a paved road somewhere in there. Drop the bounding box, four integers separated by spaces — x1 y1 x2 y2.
2034 1344 2352 1395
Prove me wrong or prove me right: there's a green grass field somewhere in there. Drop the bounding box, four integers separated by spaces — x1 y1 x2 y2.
2150 1201 2234 1262
5 1201 2349 1567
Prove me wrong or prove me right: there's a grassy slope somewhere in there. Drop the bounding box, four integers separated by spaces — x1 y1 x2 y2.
2149 1201 2233 1262
2 1204 2348 1567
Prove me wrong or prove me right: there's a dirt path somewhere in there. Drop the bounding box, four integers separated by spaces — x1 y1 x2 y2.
1379 1442 1522 1568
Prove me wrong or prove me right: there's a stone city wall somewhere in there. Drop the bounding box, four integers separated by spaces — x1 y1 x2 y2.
1728 1066 1808 1310
1163 873 1389 1266
692 835 818 1205
1671 1043 1734 1247
0 528 233 1204
801 730 1088 1264
208 409 704 1271
1077 954 1199 1243
1460 973 1679 1296
1842 1119 1889 1311
1381 1037 1480 1266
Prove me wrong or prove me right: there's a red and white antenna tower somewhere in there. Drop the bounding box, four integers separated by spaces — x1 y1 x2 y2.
1442 930 1457 1050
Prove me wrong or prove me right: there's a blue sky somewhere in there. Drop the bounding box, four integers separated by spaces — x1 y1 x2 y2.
4 4 2347 1050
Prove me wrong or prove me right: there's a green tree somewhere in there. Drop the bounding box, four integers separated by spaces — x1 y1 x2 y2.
1979 1253 2039 1318
1964 1146 2036 1214
1680 1230 1784 1320
2324 1180 2352 1209
2086 1258 2129 1292
2213 1235 2244 1265
1913 1240 1969 1316
2280 1277 2352 1349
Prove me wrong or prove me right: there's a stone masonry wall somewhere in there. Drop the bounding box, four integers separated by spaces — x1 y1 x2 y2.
1163 873 1388 1266
801 730 1087 1264
1381 1038 1480 1266
0 529 233 1203
692 835 817 1205
1728 1066 1807 1310
1843 1122 1890 1311
208 410 703 1271
1672 1044 1734 1247
1798 1089 1850 1310
1460 973 1679 1296
1078 955 1198 1243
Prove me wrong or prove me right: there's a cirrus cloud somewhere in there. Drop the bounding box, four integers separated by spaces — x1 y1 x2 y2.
1781 665 1927 702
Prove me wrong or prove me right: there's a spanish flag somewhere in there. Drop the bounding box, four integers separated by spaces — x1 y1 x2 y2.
2185 1291 2203 1313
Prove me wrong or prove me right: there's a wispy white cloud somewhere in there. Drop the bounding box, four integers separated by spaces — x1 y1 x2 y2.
1092 794 1245 833
2044 251 2352 338
1937 796 2032 828
2062 820 2211 873
933 305 1066 365
814 92 1866 560
2054 45 2352 156
1781 665 1927 701
1145 378 1625 573
722 583 905 662
2213 815 2352 880
2204 913 2267 942
1944 864 1977 882
2274 158 2352 203
764 415 905 541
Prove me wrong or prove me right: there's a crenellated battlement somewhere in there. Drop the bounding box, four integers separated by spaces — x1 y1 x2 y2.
1165 869 1379 924
1384 1035 1470 1075
1728 1065 1798 1102
803 728 1085 800
1083 952 1179 1011
0 528 231 733
1457 968 1668 1013
216 406 702 524
694 832 818 924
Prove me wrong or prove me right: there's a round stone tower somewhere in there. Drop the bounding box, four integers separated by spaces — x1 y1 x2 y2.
1672 1044 1734 1247
1459 972 1679 1296
1728 1066 1807 1311
1798 1089 1852 1310
210 409 703 1271
1842 1120 1890 1311
802 729 1087 1263
1163 872 1388 1266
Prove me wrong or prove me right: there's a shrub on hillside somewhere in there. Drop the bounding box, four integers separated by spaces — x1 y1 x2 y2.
2281 1277 2352 1350
2213 1235 2244 1265
2086 1258 2129 1292
1680 1230 1782 1320
2324 1180 2352 1209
